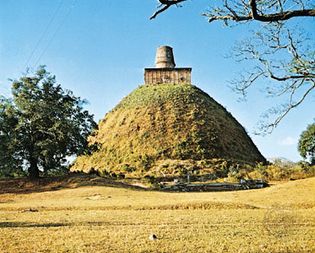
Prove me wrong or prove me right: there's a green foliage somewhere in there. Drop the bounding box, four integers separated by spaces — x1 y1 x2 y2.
139 154 153 170
0 96 22 177
298 122 315 165
0 66 96 178
236 161 315 182
119 164 136 173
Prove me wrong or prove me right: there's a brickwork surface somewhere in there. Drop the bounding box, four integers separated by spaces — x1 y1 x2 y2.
144 68 192 85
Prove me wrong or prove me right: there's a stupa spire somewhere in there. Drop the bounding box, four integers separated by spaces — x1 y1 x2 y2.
144 45 191 85
155 46 176 68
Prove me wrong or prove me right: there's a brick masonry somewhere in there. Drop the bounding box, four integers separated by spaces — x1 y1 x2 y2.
144 68 192 85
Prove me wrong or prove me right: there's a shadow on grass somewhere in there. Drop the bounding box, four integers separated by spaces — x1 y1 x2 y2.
0 222 68 228
0 221 123 228
0 174 270 195
0 174 148 195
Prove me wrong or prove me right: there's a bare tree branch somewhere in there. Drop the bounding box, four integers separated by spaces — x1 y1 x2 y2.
150 0 187 20
229 19 314 133
261 81 315 134
203 0 315 23
269 74 315 81
150 0 315 133
205 8 315 22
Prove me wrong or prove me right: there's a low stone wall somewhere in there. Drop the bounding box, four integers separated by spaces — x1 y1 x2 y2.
144 68 192 85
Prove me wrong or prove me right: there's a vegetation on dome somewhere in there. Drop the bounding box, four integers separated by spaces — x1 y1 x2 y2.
72 83 266 176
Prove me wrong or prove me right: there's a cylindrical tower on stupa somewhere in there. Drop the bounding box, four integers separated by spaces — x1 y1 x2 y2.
155 46 176 68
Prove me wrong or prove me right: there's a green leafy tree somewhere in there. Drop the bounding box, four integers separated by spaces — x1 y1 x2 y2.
298 122 315 165
0 97 23 177
0 66 97 179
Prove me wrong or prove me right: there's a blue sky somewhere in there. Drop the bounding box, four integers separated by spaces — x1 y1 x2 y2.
0 0 314 161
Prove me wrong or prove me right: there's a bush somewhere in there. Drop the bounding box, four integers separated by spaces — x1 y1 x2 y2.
222 160 314 182
139 154 154 170
249 162 314 181
120 164 136 173
265 165 289 180
0 168 26 178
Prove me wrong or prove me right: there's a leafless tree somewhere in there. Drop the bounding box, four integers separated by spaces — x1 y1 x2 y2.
150 0 315 134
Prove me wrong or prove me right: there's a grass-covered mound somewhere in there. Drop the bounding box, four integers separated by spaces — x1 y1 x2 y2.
72 84 266 176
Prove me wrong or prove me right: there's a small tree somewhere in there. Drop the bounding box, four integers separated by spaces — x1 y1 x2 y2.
0 66 97 179
298 122 315 165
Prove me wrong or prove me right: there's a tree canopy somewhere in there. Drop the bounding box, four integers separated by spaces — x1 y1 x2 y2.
0 97 21 177
298 122 315 165
0 66 97 178
151 0 315 134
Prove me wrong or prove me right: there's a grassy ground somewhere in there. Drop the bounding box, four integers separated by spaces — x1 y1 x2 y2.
0 176 314 253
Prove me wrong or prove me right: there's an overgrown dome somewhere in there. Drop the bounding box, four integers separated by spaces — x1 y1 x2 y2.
72 84 266 175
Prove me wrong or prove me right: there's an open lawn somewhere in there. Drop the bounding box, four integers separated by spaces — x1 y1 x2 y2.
0 176 314 253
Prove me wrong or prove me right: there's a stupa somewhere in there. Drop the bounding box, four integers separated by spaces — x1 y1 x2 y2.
72 46 266 176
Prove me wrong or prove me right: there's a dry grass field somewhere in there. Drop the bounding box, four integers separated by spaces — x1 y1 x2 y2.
0 176 314 253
